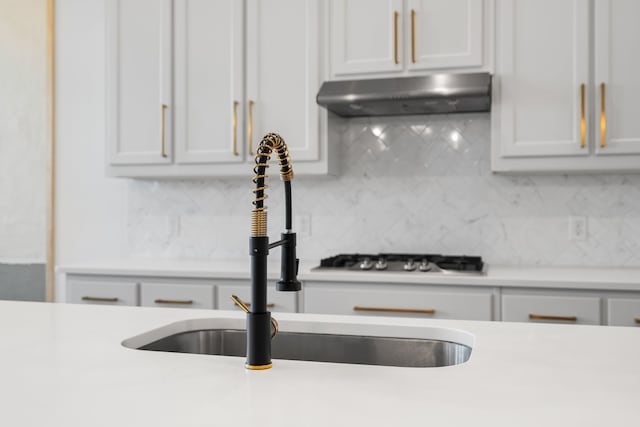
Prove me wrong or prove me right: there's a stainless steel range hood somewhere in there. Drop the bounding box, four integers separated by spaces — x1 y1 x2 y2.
316 73 491 117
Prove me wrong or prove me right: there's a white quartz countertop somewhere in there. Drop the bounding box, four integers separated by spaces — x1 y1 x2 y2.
57 259 640 291
1 301 639 426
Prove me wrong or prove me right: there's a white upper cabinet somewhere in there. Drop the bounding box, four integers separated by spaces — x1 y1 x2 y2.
493 0 640 173
330 0 488 78
594 0 640 156
407 0 483 71
174 0 244 165
107 0 332 178
331 0 403 76
106 0 173 166
247 0 326 166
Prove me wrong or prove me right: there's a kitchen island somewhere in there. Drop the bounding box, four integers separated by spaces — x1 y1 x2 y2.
1 300 638 426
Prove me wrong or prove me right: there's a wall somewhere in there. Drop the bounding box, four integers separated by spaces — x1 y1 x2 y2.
0 0 48 301
56 0 640 275
126 114 640 267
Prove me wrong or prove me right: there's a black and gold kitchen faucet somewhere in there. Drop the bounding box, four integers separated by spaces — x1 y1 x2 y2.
244 133 301 370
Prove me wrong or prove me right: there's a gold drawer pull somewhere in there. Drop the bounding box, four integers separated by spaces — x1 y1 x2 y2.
232 101 239 156
634 318 640 325
529 314 577 322
81 296 119 303
154 299 194 305
353 306 435 315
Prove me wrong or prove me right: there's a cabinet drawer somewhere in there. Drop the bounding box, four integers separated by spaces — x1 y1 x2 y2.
502 295 601 325
141 283 214 309
304 285 493 320
217 284 297 313
67 280 138 306
607 299 640 327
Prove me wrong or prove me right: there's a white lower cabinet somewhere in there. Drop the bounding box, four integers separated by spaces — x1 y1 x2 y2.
607 298 640 327
502 292 601 325
304 282 495 320
217 282 298 313
67 277 139 306
140 282 215 309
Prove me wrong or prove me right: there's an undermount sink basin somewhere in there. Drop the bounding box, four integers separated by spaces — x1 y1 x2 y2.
135 329 470 367
122 318 473 368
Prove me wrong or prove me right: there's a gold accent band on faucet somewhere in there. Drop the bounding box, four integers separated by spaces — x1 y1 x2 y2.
245 363 272 370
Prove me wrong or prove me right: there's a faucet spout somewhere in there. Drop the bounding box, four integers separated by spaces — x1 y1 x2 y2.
246 133 301 371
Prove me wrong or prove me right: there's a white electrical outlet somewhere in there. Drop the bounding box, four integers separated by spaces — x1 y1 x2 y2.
296 214 312 238
569 216 587 241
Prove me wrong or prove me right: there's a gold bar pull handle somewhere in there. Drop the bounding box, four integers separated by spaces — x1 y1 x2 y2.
393 11 399 65
248 100 255 154
529 314 577 322
82 296 119 303
154 299 194 305
411 9 416 64
233 101 239 156
634 318 640 325
161 104 168 158
353 306 435 315
580 83 586 148
600 82 606 148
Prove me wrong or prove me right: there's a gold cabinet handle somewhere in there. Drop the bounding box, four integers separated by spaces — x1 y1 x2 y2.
411 9 416 64
580 83 586 149
393 11 399 65
529 314 577 322
161 104 168 158
248 100 255 155
82 296 119 303
634 318 640 325
154 299 194 305
600 82 606 148
353 306 435 315
233 101 239 156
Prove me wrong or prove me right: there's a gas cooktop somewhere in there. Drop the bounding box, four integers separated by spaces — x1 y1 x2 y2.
314 253 484 274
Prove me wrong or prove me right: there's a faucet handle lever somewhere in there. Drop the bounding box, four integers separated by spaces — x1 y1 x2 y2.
231 295 279 338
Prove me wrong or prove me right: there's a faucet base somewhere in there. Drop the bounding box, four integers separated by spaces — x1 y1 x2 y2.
245 363 273 371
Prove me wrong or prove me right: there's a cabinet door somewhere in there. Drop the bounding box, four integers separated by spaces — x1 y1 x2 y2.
106 0 172 165
502 294 601 325
594 0 640 156
304 283 494 320
494 0 589 158
140 282 215 309
407 0 483 70
607 298 640 327
247 0 324 163
67 279 139 306
330 0 403 76
174 0 244 164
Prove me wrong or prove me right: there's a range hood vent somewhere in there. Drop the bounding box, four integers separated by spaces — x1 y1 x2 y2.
316 73 491 117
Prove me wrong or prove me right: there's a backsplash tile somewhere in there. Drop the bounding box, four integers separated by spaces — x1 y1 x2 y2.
127 113 640 267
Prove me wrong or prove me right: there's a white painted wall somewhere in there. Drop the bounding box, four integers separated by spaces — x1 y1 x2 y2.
55 0 127 266
0 0 48 263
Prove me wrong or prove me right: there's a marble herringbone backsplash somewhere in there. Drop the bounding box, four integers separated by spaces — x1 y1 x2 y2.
127 113 640 266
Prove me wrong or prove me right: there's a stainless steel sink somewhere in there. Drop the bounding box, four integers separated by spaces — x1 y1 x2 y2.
132 328 471 368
